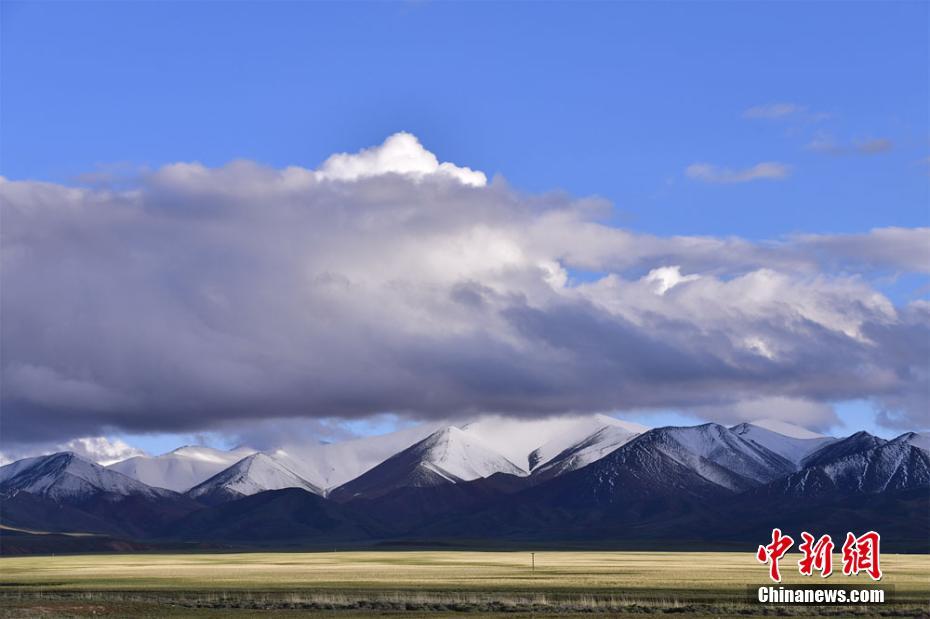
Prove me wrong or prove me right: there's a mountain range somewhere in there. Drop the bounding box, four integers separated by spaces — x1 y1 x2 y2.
1 416 927 554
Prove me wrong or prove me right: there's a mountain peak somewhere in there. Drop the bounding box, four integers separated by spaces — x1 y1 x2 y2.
329 424 527 501
645 424 795 488
43 450 86 465
589 414 650 435
747 419 824 439
800 431 887 469
1 451 170 501
531 423 642 481
414 426 526 480
186 452 322 504
109 445 260 492
891 432 929 452
731 422 836 465
422 425 467 443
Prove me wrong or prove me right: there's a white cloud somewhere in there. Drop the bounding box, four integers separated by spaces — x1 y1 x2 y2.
643 266 700 295
1 133 927 453
0 436 145 466
692 397 838 432
742 103 805 119
315 132 487 187
685 162 791 184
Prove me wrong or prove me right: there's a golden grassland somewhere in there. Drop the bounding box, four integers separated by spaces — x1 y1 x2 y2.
1 551 927 617
1 550 928 593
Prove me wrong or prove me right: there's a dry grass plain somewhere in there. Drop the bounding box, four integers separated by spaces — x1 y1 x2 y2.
1 550 927 617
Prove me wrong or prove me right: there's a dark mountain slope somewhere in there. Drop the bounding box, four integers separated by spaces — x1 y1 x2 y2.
329 427 525 502
800 431 887 468
0 453 201 538
169 488 385 543
415 432 737 542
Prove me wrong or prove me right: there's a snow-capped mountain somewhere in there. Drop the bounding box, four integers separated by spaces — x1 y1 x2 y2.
180 415 650 500
2 417 819 507
458 414 647 471
890 431 930 452
731 420 835 465
268 414 645 493
801 431 887 469
0 452 201 539
186 453 322 505
531 424 643 481
0 452 173 501
3 420 927 552
477 428 742 515
510 422 793 506
639 423 795 490
267 422 441 492
524 415 648 471
749 431 930 498
813 440 929 494
109 445 256 492
329 426 526 500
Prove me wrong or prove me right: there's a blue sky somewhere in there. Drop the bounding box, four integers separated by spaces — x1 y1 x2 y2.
4 1 927 239
117 402 896 457
1 2 927 456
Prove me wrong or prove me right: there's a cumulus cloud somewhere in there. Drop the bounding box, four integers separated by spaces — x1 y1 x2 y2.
1 133 928 453
685 162 791 184
315 132 487 186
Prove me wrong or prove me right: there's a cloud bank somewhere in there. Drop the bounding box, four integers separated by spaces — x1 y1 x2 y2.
1 133 928 449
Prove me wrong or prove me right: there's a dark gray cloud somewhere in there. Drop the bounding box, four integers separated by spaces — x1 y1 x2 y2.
1 135 928 450
791 228 930 274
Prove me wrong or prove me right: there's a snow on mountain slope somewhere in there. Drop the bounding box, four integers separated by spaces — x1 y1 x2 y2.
817 440 929 493
731 423 835 465
268 422 441 491
459 414 648 471
330 426 526 500
418 427 527 481
747 418 825 439
109 445 256 492
524 415 648 471
890 432 930 453
186 453 322 504
643 424 795 490
801 431 887 469
536 434 739 508
531 424 643 480
0 452 172 500
273 415 648 493
754 439 930 498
